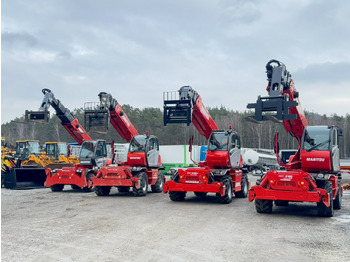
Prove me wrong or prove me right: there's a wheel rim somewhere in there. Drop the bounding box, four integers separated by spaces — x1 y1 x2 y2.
227 182 232 199
243 179 248 194
142 176 147 192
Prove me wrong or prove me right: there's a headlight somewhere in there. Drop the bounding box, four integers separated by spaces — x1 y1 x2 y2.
76 169 83 174
317 173 324 178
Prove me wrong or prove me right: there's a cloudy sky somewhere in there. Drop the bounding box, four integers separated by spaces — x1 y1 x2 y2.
2 0 350 124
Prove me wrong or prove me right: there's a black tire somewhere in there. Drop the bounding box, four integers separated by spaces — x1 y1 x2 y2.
216 175 233 204
51 184 64 192
71 185 81 190
117 186 130 193
333 180 342 210
169 191 186 201
317 181 334 217
133 172 148 197
94 186 111 196
194 192 207 197
82 172 95 192
151 173 164 193
255 199 273 213
235 174 248 198
274 200 289 206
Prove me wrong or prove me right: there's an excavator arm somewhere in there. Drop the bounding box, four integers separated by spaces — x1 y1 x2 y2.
84 92 139 142
163 86 218 139
25 89 91 144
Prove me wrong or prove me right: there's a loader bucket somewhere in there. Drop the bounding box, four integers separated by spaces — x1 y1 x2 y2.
84 106 109 132
25 110 50 122
163 99 193 126
3 168 47 189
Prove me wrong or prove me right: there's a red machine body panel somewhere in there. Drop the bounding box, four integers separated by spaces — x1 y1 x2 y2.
91 165 160 187
127 152 147 167
301 150 332 173
206 151 230 168
45 165 92 188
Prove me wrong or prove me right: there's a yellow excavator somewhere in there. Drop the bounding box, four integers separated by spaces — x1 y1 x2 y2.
1 137 16 186
22 142 79 169
3 140 46 189
4 140 78 189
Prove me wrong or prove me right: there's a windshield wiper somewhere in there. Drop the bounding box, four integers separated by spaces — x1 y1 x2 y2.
306 139 330 152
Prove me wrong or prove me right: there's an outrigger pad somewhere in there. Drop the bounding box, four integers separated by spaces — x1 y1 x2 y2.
25 110 50 122
163 100 193 126
246 95 298 122
84 109 109 131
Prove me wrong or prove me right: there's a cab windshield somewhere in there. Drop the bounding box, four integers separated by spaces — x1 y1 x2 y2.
16 141 39 156
208 133 228 152
80 142 96 158
57 143 67 156
129 135 147 153
302 126 330 151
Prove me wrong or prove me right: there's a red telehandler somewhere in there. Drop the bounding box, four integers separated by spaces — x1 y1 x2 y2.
246 59 343 217
84 92 165 197
24 88 113 192
4 89 93 190
162 86 249 203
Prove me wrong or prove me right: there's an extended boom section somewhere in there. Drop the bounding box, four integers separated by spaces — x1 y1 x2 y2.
164 86 218 139
246 60 342 217
163 86 249 203
26 89 91 144
84 92 138 141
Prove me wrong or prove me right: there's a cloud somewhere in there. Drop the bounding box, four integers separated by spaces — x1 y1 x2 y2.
294 62 350 84
1 0 350 124
2 31 38 48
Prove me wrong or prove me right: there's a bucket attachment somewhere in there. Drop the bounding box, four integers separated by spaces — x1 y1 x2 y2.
163 91 193 126
246 95 298 123
25 110 50 122
84 102 109 132
3 167 47 189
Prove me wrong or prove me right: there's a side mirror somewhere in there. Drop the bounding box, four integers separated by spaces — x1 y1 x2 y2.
274 133 280 154
189 136 193 153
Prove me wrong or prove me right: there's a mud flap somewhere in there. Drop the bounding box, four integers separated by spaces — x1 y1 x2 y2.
219 184 227 197
163 183 169 193
322 192 331 208
248 189 256 202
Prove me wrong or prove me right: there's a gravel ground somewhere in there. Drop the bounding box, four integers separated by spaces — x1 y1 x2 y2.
2 173 350 262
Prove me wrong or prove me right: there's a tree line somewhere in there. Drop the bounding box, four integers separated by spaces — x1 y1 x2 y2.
2 105 350 158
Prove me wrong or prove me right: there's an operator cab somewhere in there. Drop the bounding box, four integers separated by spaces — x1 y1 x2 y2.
79 140 108 168
301 126 342 173
15 140 40 160
46 142 67 159
128 134 160 167
206 130 241 168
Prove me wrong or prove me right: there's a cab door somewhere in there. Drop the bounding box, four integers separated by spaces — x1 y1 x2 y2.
229 132 241 169
95 141 108 168
146 137 159 167
331 128 340 172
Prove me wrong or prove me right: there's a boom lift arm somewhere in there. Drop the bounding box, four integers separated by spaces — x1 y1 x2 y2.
163 86 218 139
247 60 308 169
25 89 91 144
84 92 139 142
